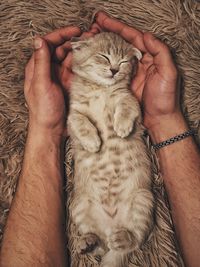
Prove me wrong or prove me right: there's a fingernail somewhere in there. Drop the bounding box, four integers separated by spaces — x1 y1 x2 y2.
34 37 43 50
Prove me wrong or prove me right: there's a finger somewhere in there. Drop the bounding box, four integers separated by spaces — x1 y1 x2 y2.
62 54 74 90
143 32 177 77
81 31 95 38
54 41 71 62
24 54 35 92
81 23 101 38
44 26 81 49
131 62 147 102
55 53 73 90
63 70 73 91
62 52 73 69
56 64 73 92
95 11 147 52
33 37 51 82
90 23 102 33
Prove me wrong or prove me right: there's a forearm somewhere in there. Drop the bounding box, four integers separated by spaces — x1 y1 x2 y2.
149 113 200 267
0 127 67 267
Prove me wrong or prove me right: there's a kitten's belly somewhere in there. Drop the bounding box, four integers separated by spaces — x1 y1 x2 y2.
73 95 150 234
76 134 147 235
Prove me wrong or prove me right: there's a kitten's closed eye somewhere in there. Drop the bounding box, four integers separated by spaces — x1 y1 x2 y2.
99 54 111 63
119 60 129 65
99 54 129 66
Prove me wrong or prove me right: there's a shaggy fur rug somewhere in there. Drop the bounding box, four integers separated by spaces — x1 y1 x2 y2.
0 0 200 266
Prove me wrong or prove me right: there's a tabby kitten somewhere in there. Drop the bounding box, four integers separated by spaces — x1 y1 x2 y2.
68 32 154 267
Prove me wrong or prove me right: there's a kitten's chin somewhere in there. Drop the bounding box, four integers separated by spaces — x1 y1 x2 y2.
94 79 117 86
97 77 116 86
89 74 118 86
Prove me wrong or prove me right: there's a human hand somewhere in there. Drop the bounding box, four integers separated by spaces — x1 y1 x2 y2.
134 33 179 131
24 25 100 141
95 12 185 140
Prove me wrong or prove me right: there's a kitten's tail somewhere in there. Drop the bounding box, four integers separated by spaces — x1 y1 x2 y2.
101 250 128 267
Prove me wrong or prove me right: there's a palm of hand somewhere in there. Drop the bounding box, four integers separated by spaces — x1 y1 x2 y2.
131 52 178 127
24 55 70 135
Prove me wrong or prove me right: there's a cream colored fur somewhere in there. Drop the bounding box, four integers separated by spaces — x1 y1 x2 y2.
68 32 154 267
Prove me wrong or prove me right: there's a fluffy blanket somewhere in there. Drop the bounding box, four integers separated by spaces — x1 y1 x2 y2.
0 0 199 266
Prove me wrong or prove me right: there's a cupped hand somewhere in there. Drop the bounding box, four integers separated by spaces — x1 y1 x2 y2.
137 33 179 129
24 25 100 140
95 12 180 130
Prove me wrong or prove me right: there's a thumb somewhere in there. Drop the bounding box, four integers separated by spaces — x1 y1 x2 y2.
143 33 177 77
33 37 51 82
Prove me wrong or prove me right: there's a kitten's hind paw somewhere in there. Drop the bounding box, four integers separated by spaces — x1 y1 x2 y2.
77 233 102 255
108 228 137 252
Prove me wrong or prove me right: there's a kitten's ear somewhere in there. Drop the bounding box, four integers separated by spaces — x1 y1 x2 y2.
71 37 91 51
132 47 142 61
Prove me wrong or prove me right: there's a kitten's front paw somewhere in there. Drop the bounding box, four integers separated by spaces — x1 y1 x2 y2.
82 135 101 153
114 114 134 138
108 229 137 252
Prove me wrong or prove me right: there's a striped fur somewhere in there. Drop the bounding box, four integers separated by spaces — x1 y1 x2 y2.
68 32 154 267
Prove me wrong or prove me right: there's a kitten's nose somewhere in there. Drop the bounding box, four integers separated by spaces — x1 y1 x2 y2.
110 68 119 76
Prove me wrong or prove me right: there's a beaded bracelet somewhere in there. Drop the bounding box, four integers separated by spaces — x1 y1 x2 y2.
152 129 195 150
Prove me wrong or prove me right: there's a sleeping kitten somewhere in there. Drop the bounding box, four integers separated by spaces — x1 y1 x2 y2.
68 32 154 267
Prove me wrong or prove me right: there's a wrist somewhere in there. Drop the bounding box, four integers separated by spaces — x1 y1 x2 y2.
147 112 189 144
23 126 65 179
27 123 66 147
26 125 65 163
